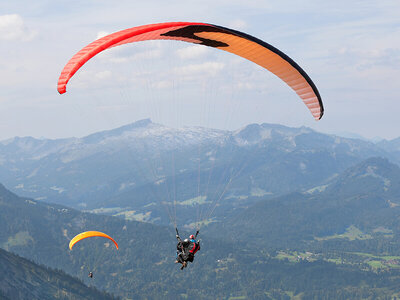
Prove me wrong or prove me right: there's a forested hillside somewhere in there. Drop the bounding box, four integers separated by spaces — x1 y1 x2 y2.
213 157 400 252
0 248 114 300
2 177 400 299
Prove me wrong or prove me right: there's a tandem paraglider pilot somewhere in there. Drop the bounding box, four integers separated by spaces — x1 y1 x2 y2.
175 229 200 270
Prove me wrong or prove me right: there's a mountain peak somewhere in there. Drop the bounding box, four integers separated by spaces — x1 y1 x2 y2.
126 118 153 128
326 157 400 197
234 123 265 144
106 118 155 133
345 157 396 176
378 136 400 152
233 123 314 145
83 119 157 143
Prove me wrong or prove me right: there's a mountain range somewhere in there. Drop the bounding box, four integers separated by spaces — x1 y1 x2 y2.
1 120 399 229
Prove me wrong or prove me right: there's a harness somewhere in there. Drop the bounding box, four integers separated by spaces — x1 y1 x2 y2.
189 239 200 254
176 228 200 255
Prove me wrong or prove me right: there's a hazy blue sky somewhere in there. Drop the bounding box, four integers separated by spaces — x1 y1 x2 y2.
0 0 399 140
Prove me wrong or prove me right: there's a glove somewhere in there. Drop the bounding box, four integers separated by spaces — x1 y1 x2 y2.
176 235 180 239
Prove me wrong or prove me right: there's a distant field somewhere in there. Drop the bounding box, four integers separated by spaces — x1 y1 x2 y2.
275 250 400 271
314 225 372 241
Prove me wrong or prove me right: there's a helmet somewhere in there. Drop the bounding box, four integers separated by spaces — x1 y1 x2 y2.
189 234 195 239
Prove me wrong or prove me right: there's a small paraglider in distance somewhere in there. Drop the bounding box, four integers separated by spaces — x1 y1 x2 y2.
69 231 118 277
68 231 119 250
175 228 200 270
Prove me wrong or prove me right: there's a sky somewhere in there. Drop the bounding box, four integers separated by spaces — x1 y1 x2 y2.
0 0 399 140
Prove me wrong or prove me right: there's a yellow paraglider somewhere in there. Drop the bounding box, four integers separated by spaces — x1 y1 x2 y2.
69 231 119 250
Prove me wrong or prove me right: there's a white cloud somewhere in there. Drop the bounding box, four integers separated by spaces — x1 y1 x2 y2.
153 80 173 89
67 69 114 90
228 19 247 31
174 61 224 76
95 70 112 80
96 40 164 63
96 31 110 39
236 82 254 90
176 45 210 60
105 49 162 63
132 49 162 60
0 14 36 41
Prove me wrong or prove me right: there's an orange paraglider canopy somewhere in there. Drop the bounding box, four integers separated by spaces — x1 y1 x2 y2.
58 22 323 120
69 231 119 250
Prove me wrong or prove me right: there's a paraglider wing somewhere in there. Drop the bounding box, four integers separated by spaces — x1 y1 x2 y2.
58 22 323 120
69 231 119 250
